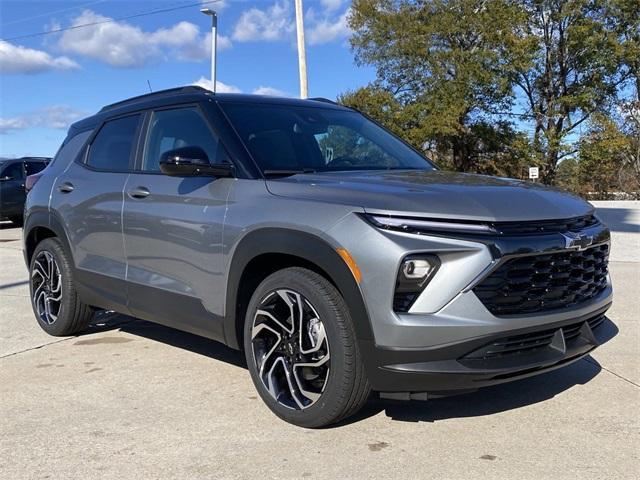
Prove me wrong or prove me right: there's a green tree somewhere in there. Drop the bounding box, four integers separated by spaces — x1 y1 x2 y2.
348 0 529 171
576 110 639 198
510 0 636 182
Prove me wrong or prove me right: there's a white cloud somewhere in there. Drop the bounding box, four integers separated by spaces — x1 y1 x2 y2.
193 76 241 93
0 106 86 134
0 40 79 74
307 9 351 45
56 10 221 67
232 1 294 42
232 1 350 46
192 78 288 97
252 86 289 96
179 32 232 61
320 0 344 12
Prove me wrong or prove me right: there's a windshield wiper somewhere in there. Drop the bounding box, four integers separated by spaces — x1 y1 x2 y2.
263 168 316 178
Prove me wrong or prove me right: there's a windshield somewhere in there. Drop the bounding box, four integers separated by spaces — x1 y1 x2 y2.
222 103 435 174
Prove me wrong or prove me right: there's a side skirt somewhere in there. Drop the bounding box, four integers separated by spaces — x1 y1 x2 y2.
75 268 226 344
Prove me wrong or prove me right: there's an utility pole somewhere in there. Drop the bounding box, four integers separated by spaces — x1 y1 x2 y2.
294 0 308 98
200 8 217 93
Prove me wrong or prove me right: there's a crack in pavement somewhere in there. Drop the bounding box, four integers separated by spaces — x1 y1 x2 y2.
0 337 75 359
583 356 640 388
1 317 135 360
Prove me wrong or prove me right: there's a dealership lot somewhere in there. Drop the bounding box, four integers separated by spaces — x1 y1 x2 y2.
1 204 638 480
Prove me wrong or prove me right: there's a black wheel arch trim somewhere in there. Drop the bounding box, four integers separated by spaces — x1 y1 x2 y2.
222 228 375 350
23 211 74 267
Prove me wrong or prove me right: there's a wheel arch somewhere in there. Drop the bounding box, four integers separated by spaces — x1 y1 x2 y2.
24 212 73 267
223 228 374 350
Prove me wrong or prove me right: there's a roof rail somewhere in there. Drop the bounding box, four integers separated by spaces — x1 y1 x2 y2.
309 97 338 105
99 86 209 113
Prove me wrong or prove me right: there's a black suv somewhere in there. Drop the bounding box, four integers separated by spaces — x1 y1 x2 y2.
1 157 50 225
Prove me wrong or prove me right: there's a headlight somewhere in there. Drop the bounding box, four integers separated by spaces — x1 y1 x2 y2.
366 214 497 235
394 254 440 312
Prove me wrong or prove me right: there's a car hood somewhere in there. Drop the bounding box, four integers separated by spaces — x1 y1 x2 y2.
265 170 593 222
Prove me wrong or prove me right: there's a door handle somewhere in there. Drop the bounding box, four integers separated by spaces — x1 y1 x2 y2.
58 182 74 193
128 186 150 199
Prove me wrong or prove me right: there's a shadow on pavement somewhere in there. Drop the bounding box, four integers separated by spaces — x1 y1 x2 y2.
79 311 616 427
81 310 246 369
595 207 639 233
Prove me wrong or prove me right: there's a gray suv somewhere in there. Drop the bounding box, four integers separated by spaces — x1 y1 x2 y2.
24 86 614 427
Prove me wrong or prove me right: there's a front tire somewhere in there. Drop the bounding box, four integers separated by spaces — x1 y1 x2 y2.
29 237 93 336
244 267 371 428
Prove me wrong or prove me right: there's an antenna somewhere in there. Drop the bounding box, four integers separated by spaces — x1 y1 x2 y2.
147 80 153 93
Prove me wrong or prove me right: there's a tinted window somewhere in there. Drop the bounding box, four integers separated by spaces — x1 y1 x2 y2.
25 161 47 176
2 162 24 180
87 115 140 171
142 108 219 172
222 104 434 173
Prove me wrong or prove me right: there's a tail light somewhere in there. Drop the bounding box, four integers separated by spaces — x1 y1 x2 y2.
25 173 43 192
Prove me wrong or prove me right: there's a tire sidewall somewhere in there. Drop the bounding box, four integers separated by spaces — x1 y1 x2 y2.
29 238 74 336
243 268 354 427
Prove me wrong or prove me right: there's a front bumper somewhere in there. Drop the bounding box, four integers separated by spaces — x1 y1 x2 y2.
361 305 616 395
328 213 615 395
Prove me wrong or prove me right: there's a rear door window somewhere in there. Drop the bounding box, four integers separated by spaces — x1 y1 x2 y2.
25 161 48 176
86 114 141 171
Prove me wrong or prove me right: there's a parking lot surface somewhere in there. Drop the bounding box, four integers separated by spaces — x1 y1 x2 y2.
1 203 638 479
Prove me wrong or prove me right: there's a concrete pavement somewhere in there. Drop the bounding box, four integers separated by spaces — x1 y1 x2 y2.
1 203 638 479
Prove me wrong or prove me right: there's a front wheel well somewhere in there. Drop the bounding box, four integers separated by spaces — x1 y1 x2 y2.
25 226 57 265
234 253 337 350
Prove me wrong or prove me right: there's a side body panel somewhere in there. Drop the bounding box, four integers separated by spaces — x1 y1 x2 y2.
122 174 233 341
50 161 130 310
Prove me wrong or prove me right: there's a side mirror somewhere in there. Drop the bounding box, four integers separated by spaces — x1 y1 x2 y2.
159 146 235 178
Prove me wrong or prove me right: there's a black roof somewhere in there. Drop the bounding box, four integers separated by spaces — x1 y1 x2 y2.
69 86 350 134
0 156 51 162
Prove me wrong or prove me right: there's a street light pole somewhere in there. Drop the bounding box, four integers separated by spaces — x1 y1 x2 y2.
200 8 217 93
294 0 308 98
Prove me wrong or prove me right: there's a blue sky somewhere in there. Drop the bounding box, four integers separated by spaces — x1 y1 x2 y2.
0 0 375 157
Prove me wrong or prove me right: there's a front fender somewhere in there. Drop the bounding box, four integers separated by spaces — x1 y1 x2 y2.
222 228 374 349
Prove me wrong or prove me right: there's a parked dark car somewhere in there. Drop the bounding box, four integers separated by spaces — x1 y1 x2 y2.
0 157 50 225
23 86 614 427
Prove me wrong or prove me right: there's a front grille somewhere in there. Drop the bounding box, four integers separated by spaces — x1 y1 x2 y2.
474 244 609 315
493 215 599 235
463 314 605 361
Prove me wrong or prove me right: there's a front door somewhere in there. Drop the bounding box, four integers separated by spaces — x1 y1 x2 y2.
122 105 233 341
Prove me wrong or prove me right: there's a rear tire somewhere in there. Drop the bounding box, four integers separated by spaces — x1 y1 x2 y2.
29 237 93 336
244 267 371 428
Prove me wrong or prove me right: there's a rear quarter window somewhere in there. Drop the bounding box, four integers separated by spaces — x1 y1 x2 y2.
86 114 141 171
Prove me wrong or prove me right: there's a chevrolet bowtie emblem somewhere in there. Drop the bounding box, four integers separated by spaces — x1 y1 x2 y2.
562 231 594 251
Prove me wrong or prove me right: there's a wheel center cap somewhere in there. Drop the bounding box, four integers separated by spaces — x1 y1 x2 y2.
285 342 295 356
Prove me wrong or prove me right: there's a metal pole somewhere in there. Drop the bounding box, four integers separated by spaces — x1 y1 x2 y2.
201 8 217 93
210 12 217 93
294 0 308 98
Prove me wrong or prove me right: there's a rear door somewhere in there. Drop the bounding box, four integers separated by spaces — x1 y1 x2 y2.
51 113 142 311
0 162 26 217
122 105 233 341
